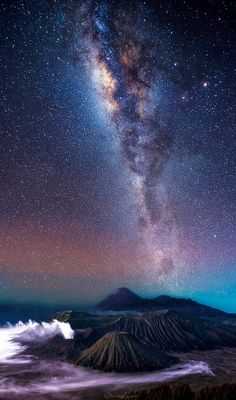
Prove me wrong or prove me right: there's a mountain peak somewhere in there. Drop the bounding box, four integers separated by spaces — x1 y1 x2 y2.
95 287 141 311
116 287 136 295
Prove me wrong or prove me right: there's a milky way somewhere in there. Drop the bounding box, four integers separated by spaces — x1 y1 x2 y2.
74 1 180 275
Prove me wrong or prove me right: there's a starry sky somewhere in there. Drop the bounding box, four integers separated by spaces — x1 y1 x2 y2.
0 0 235 311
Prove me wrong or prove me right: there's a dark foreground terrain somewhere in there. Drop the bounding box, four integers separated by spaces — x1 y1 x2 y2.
123 383 236 400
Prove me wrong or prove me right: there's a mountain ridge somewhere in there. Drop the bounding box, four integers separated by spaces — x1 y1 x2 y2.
94 287 232 318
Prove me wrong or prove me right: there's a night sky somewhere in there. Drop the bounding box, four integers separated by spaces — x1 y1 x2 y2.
0 0 235 310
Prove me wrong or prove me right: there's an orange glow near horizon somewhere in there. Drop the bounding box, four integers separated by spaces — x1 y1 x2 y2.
0 218 149 279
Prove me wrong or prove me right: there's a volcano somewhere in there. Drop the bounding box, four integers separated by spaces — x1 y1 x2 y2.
76 331 177 372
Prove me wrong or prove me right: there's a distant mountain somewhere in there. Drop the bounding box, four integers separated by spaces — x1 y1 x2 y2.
95 287 143 310
154 295 227 318
75 331 177 372
94 287 230 318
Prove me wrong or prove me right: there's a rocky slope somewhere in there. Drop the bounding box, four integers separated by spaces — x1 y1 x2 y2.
98 310 236 351
23 335 74 360
75 331 177 372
